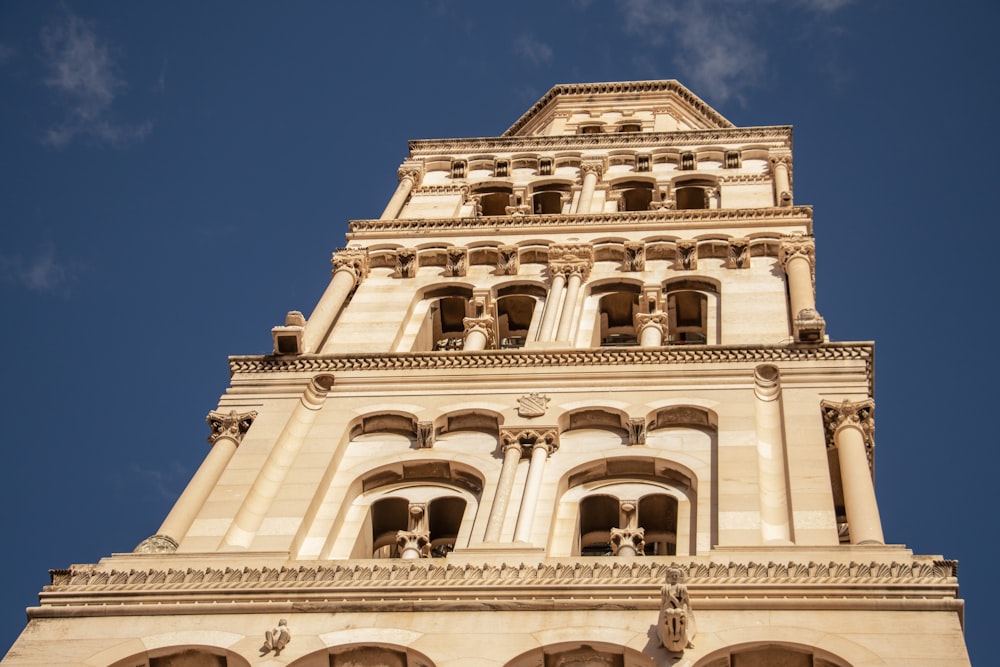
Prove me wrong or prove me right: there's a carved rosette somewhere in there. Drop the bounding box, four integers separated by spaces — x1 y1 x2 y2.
331 247 371 282
416 421 435 449
463 315 497 348
206 409 258 446
395 248 417 278
445 247 468 277
623 241 645 271
499 426 559 456
727 237 750 269
497 245 519 275
610 527 645 556
675 240 698 270
821 399 876 470
627 417 647 446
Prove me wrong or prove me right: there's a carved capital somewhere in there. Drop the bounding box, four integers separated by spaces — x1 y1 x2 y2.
446 247 468 277
727 237 750 269
634 312 667 339
206 409 258 446
623 241 645 271
821 399 876 468
463 315 497 348
779 234 815 269
610 527 645 556
769 151 792 169
397 165 424 186
497 245 519 275
331 247 370 281
675 240 698 270
395 530 431 558
416 420 435 449
499 426 559 456
580 160 605 179
627 417 647 446
548 243 594 280
395 248 417 278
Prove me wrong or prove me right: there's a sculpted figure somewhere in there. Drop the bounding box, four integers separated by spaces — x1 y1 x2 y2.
260 618 291 656
658 566 695 652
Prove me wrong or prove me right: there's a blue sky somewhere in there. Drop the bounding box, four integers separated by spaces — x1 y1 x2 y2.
1 1 996 662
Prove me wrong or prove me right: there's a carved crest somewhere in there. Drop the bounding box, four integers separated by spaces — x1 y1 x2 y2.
517 393 551 418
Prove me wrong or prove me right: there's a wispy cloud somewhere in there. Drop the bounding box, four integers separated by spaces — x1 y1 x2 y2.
0 42 15 65
40 9 151 147
514 33 554 66
0 243 84 295
618 0 853 105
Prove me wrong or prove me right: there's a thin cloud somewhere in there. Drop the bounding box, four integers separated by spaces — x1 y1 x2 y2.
40 9 151 147
514 33 554 66
0 243 83 295
0 42 15 65
617 0 852 105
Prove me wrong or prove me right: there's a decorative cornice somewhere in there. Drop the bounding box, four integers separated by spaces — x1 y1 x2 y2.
348 206 813 236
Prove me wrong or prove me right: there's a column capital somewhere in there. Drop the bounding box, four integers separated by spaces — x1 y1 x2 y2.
635 312 668 335
627 417 647 446
446 247 468 277
779 234 815 269
416 421 435 449
497 245 519 276
821 399 876 465
395 530 431 558
549 243 594 280
206 410 258 446
331 247 370 281
623 241 645 272
395 248 417 278
610 527 645 556
499 426 559 456
580 160 605 179
463 314 496 348
769 151 793 168
397 164 424 185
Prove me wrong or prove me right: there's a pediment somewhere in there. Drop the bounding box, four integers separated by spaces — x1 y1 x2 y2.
504 80 734 137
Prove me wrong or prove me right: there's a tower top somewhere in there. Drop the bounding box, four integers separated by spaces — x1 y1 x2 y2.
504 80 735 137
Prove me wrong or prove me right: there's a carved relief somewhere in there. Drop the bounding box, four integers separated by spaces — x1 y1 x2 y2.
332 246 371 281
517 393 551 418
206 410 258 446
416 420 435 449
727 237 750 269
395 248 417 278
497 245 519 275
658 566 696 652
623 241 645 271
676 240 698 270
132 534 179 554
445 247 468 277
259 619 291 656
627 417 647 446
821 399 876 469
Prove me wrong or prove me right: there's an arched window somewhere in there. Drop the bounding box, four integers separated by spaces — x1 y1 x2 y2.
496 295 535 349
360 489 471 559
676 185 707 209
474 186 513 216
431 296 469 350
575 486 680 557
614 180 654 211
589 284 642 347
664 279 719 345
579 494 619 556
532 185 569 214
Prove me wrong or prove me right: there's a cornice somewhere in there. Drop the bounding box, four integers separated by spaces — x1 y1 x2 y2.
409 126 791 156
34 558 958 618
348 206 813 236
229 343 874 396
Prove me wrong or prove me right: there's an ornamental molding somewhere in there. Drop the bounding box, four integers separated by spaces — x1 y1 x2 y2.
410 127 791 156
348 206 813 235
411 185 468 195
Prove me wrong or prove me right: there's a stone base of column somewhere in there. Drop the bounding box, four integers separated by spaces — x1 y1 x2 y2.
793 308 826 343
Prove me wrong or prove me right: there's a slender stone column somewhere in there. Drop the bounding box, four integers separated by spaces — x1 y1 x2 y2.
222 375 334 549
635 312 668 347
780 235 825 342
555 269 584 342
137 410 257 552
483 440 525 542
536 271 566 341
770 153 792 206
821 399 884 545
462 314 495 351
512 429 559 543
303 248 370 354
574 161 603 214
380 166 423 220
753 365 791 543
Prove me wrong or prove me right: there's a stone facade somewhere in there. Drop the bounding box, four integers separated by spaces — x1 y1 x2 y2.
2 80 970 666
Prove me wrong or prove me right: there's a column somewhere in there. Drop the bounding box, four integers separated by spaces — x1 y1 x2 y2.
779 235 826 342
483 439 524 542
136 409 257 552
770 153 792 206
554 268 584 342
635 312 668 347
821 399 884 545
512 430 559 543
303 248 370 354
462 314 495 351
380 165 423 220
753 365 791 543
535 271 566 341
574 161 603 214
222 375 334 549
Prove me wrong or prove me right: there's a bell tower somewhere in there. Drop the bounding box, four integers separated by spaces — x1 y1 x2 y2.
3 80 970 667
